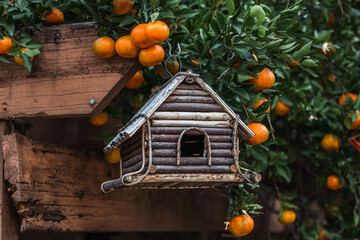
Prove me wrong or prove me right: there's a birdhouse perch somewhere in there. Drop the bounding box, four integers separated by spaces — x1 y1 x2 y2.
101 71 261 192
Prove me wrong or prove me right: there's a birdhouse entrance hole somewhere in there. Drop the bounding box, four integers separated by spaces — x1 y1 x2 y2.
180 134 205 157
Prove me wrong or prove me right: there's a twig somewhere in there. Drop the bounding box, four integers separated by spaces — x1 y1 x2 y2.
267 112 276 140
217 67 231 81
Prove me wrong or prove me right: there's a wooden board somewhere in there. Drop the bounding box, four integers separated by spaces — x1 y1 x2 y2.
0 122 19 240
0 23 141 119
2 133 228 232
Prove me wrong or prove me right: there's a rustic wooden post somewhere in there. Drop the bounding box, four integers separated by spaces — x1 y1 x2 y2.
0 121 19 240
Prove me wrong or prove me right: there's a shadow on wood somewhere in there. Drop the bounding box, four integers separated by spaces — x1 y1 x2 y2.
0 23 141 119
2 134 228 232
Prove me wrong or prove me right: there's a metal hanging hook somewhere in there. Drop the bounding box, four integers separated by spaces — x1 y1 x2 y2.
164 41 182 77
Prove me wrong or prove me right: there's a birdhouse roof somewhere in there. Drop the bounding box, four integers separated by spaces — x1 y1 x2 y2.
104 71 254 153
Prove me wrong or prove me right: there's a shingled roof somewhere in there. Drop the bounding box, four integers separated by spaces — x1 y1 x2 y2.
103 71 254 153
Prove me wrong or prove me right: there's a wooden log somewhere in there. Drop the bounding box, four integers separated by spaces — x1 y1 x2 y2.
151 120 231 128
176 83 203 90
123 161 145 174
152 165 232 174
172 89 209 96
152 157 234 165
3 133 228 232
121 139 142 155
148 142 233 149
151 149 232 158
122 131 142 148
149 126 233 135
0 23 140 119
151 134 232 142
0 122 19 240
164 96 215 104
158 103 224 112
122 154 143 168
122 147 143 161
151 112 231 121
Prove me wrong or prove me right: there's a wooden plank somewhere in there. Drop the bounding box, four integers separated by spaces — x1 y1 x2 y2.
149 126 233 135
157 103 224 112
151 120 231 128
151 112 231 120
2 133 228 232
0 122 19 240
0 23 141 119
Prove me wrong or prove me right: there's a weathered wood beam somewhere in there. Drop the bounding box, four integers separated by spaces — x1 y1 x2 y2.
151 112 231 120
150 134 232 142
151 149 232 158
147 142 233 149
149 126 233 135
151 120 231 128
0 23 141 119
2 133 228 232
164 96 216 103
0 122 19 240
158 103 224 112
152 157 234 165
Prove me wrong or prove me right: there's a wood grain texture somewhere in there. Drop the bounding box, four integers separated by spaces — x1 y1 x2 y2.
2 133 228 232
0 23 141 119
0 122 19 240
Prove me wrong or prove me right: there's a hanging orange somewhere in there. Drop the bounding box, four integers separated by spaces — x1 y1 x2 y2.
327 73 336 82
42 8 64 26
130 24 154 48
92 36 116 59
112 0 136 15
344 113 360 130
321 134 340 152
245 123 269 145
89 112 109 126
287 60 300 68
326 174 344 190
228 214 254 237
249 67 275 90
278 210 296 225
319 229 329 240
251 98 270 113
233 53 258 68
155 58 180 77
272 100 291 115
115 35 140 58
144 20 169 44
104 148 121 164
126 71 144 89
0 36 13 55
14 48 34 65
138 45 165 67
338 93 358 106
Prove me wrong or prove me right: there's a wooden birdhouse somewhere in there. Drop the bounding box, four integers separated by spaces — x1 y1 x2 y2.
101 71 261 192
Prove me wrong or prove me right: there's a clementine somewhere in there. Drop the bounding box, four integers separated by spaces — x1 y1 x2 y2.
228 214 254 237
138 45 165 67
326 174 344 190
233 53 258 68
338 93 358 106
115 35 140 58
278 210 296 225
249 67 275 90
0 36 13 55
144 20 169 44
327 73 336 82
287 60 300 68
92 36 116 59
89 112 109 126
112 0 136 15
344 113 360 130
245 123 269 145
14 48 34 65
319 229 329 240
104 148 121 164
155 58 180 77
191 59 200 65
130 24 154 48
251 98 270 113
42 8 64 26
273 100 291 115
126 71 144 89
321 134 340 152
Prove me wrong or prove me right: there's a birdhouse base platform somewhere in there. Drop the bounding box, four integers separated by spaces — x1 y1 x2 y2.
102 173 261 190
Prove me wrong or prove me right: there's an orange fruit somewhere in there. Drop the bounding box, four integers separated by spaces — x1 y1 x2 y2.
338 93 358 106
327 73 336 82
133 94 144 111
326 174 344 190
321 41 336 56
191 59 200 65
272 100 291 115
104 148 121 164
0 36 13 54
138 45 165 67
344 113 360 130
130 24 154 48
155 58 180 77
144 20 169 44
115 35 140 58
233 53 258 68
228 214 254 237
249 67 275 90
14 48 34 65
251 98 270 113
154 65 167 77
319 230 329 240
42 8 64 26
126 71 144 89
321 134 340 152
89 112 109 126
287 60 300 68
245 123 269 145
92 36 116 59
278 210 296 225
326 12 335 26
112 0 136 15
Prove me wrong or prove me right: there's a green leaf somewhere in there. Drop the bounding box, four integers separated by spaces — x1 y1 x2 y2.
301 59 318 67
0 56 10 63
150 0 160 7
225 0 235 15
150 12 159 22
175 9 199 18
231 88 250 100
354 213 359 227
15 0 28 11
292 41 312 59
21 53 32 72
118 14 135 27
24 49 40 57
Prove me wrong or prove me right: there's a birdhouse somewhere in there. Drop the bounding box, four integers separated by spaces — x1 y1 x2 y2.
101 71 261 192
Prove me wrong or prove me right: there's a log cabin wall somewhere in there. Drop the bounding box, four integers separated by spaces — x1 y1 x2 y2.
148 82 235 174
121 128 145 175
